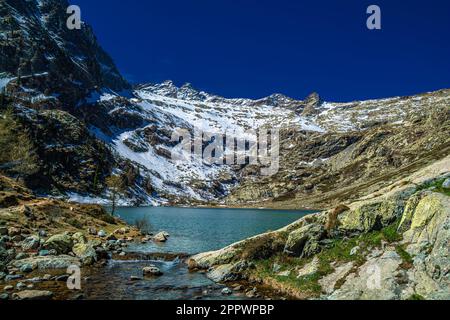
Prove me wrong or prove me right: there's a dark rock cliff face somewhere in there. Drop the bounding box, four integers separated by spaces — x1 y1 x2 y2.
0 0 126 196
0 0 129 107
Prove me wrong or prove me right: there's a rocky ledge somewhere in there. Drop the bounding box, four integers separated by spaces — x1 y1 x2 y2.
189 156 450 300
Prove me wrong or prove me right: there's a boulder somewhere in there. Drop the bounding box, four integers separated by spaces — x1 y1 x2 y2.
143 265 163 276
44 233 73 254
0 227 7 236
20 263 34 273
72 243 97 266
153 232 168 243
87 227 97 236
7 227 21 237
10 255 80 270
22 235 40 251
13 290 53 300
297 257 319 278
442 178 450 189
221 287 232 295
97 230 107 238
284 223 325 257
72 232 87 244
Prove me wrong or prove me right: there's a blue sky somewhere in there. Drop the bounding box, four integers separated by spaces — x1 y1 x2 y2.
72 0 450 101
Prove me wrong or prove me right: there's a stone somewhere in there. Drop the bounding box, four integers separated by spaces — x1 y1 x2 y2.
319 262 354 295
328 250 402 300
13 290 53 300
72 243 97 266
106 234 117 241
72 232 87 244
442 178 450 189
277 270 291 277
297 257 319 278
15 252 29 260
153 232 168 243
8 227 21 237
97 230 107 238
44 233 73 254
22 235 40 251
10 255 80 270
20 263 34 273
350 246 360 256
143 265 163 276
16 282 26 290
221 287 232 295
5 274 23 281
130 276 141 281
4 285 14 291
38 230 47 237
0 293 8 300
88 227 97 236
38 249 56 256
284 223 325 257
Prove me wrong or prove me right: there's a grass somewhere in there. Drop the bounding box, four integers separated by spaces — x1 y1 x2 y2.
250 221 406 298
396 245 414 270
416 178 450 197
407 294 426 301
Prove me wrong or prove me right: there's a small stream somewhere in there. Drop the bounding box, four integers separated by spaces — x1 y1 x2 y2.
82 207 315 300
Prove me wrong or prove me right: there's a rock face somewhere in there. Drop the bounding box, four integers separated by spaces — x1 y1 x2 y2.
0 0 129 106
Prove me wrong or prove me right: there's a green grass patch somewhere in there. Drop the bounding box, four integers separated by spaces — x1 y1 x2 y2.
417 178 450 197
407 294 426 301
396 245 414 270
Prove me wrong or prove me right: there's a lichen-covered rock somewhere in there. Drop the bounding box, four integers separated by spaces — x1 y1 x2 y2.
339 192 411 233
72 243 97 266
44 233 73 255
72 232 87 245
328 250 402 300
10 255 80 270
284 223 325 257
402 192 450 245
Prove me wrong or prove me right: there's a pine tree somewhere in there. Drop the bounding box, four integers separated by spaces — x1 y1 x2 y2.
106 174 124 216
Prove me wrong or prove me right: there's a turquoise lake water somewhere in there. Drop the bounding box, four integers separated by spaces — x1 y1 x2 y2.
115 207 316 254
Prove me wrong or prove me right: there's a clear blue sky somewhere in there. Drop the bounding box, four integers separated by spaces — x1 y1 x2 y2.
71 0 450 101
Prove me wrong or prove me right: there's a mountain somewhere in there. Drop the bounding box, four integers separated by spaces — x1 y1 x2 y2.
78 81 450 208
0 0 448 210
0 0 129 108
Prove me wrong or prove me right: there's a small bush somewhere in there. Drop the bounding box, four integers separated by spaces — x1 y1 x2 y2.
134 217 151 234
